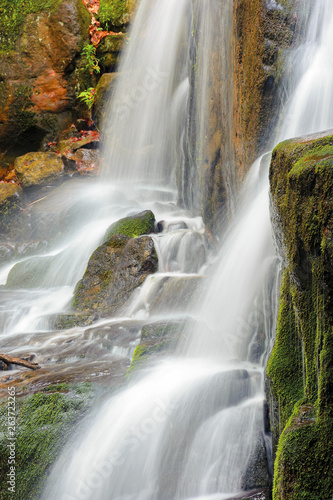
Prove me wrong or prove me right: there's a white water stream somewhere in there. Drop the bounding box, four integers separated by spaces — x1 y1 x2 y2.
1 0 332 498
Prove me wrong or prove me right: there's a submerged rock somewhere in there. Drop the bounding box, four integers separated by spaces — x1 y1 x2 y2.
73 234 158 316
14 152 64 188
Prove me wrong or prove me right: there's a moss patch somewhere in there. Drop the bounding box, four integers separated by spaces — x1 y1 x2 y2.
0 384 93 499
0 0 63 53
104 210 156 242
98 0 128 29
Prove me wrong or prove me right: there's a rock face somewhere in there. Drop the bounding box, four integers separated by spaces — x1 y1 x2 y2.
73 234 158 316
268 130 333 499
0 0 90 150
14 152 64 188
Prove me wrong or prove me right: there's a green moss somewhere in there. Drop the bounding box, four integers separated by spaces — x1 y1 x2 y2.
0 385 93 499
0 0 63 53
267 272 304 429
269 131 333 498
98 0 127 29
273 402 333 499
104 211 156 242
7 85 36 134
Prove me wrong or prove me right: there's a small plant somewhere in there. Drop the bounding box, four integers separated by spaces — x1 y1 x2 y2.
78 87 96 109
81 42 100 75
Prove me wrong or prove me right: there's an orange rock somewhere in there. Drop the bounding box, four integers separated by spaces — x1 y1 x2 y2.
32 70 69 113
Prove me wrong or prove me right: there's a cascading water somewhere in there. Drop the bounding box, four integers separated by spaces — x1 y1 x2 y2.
41 1 280 499
1 0 332 497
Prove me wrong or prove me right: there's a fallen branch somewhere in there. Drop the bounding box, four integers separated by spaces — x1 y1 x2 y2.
0 354 40 370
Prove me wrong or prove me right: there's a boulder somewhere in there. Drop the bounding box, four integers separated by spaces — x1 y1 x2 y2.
73 234 158 316
14 152 64 188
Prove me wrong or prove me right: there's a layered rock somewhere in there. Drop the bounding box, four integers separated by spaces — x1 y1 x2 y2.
268 130 333 499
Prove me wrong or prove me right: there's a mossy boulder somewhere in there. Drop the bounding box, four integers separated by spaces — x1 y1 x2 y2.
104 210 156 241
0 384 93 500
14 152 64 188
73 234 158 316
98 0 138 29
6 255 56 288
268 130 333 498
96 34 125 71
127 321 186 374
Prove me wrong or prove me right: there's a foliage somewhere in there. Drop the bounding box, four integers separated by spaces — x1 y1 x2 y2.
78 87 96 110
81 42 100 75
0 0 63 53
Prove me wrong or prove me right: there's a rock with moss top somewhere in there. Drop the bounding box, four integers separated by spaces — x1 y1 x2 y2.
14 152 64 188
104 210 156 241
73 234 158 316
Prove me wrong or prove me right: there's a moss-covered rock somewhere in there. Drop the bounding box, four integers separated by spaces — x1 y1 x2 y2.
268 130 333 498
0 184 23 215
73 234 158 316
104 210 156 241
6 255 56 288
0 383 93 500
98 0 137 29
14 152 64 188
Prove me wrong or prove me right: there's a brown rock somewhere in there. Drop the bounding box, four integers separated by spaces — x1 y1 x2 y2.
73 234 158 317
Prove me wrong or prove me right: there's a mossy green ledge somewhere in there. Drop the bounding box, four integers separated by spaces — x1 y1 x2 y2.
268 130 333 499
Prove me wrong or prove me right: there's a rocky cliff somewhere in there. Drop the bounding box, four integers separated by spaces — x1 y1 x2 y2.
268 130 333 499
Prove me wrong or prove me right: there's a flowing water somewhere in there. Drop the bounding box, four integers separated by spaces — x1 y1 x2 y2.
1 0 332 498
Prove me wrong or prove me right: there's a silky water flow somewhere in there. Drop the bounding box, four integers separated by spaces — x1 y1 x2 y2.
42 0 279 498
1 0 332 498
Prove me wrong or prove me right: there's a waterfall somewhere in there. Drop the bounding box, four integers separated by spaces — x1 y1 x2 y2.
1 0 332 497
278 0 333 140
42 1 279 499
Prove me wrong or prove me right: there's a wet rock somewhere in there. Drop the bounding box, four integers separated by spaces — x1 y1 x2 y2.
0 240 49 263
149 275 205 315
14 152 64 188
93 73 118 127
104 210 156 241
6 255 56 288
97 34 125 71
0 183 23 223
128 320 186 373
73 234 158 316
49 312 98 330
241 432 271 491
